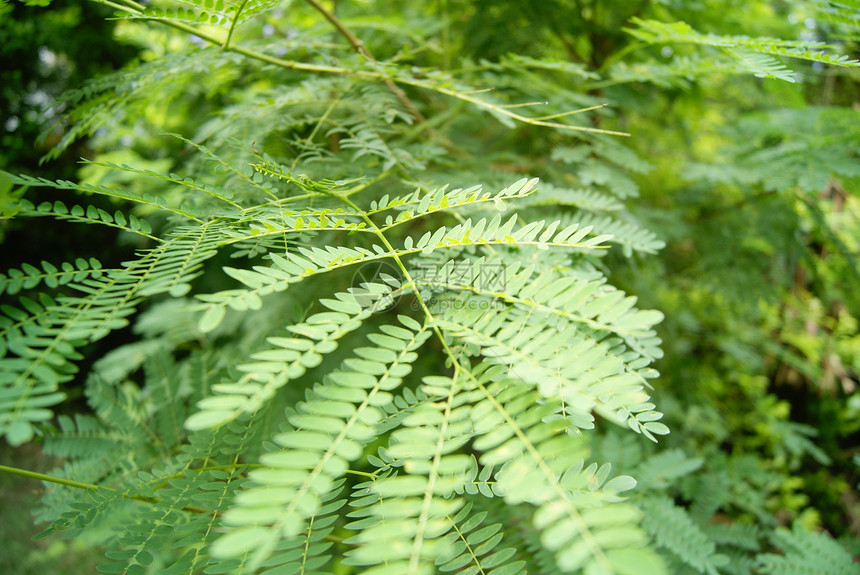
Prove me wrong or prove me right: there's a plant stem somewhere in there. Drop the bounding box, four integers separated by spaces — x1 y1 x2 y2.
304 0 429 126
0 464 212 514
90 0 625 136
0 463 103 491
223 0 251 50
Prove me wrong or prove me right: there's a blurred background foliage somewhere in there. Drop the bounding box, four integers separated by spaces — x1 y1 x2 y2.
1 0 859 572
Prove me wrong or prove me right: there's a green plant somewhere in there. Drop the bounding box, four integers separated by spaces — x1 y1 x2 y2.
2 1 859 574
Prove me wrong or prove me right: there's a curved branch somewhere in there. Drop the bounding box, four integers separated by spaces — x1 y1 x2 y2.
89 0 628 136
304 0 428 125
0 463 211 514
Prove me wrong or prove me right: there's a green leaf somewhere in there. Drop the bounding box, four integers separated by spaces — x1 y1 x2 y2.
184 409 235 430
211 527 272 557
199 305 226 333
6 419 34 445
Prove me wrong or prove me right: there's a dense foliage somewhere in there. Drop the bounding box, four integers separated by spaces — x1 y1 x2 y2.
1 0 859 574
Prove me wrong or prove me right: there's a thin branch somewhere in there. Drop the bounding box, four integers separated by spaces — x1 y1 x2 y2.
304 0 428 125
223 0 252 51
532 103 607 121
90 0 627 136
498 101 549 109
306 0 368 57
398 78 629 136
98 0 135 12
0 463 212 514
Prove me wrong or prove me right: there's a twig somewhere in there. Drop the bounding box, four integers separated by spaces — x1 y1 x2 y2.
0 463 212 515
90 0 627 136
223 0 252 51
304 0 428 125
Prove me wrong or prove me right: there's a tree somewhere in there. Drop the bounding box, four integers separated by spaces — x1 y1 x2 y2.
1 0 858 573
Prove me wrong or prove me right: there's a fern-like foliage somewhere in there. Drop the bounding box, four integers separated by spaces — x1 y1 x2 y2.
2 163 664 573
2 154 665 575
4 1 857 574
626 18 860 82
639 495 721 575
756 523 858 575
